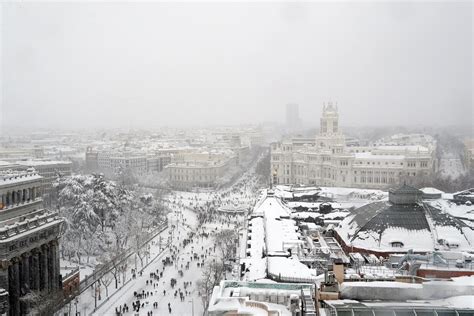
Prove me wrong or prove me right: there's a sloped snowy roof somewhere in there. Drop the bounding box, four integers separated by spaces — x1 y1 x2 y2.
427 199 474 221
420 187 445 195
267 256 320 282
252 196 291 219
337 199 473 252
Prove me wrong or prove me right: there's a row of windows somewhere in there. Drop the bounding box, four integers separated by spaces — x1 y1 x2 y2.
170 168 218 174
172 175 216 181
275 159 429 169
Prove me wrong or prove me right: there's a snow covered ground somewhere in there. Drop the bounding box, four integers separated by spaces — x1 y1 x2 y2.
89 206 250 315
91 206 209 316
60 166 262 316
59 224 172 315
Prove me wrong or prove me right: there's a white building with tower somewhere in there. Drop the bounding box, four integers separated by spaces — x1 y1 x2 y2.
271 102 437 189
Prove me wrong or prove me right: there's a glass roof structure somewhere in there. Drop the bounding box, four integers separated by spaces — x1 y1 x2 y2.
325 307 474 316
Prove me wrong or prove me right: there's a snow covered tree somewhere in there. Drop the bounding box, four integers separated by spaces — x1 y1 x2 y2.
56 173 168 269
89 173 118 231
214 229 239 273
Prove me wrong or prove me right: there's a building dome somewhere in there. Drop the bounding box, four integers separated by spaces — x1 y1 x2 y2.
337 185 473 254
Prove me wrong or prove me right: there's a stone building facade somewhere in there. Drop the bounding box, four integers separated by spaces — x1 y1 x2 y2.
0 171 64 315
15 160 72 205
271 103 437 189
0 160 72 207
166 152 238 189
87 149 172 175
97 152 148 176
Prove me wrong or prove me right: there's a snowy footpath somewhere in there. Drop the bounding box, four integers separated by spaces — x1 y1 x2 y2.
61 223 171 316
90 206 241 316
60 166 261 316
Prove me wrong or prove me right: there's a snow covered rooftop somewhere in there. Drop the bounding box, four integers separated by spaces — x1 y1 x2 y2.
354 152 406 160
318 186 387 200
427 199 474 222
420 187 445 195
337 198 473 252
273 185 321 200
339 276 474 301
267 256 321 283
0 172 42 186
208 280 314 316
375 145 430 152
252 195 291 219
16 160 72 166
265 216 300 255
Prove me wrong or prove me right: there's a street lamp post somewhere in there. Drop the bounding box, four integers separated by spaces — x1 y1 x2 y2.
94 280 97 309
188 299 194 316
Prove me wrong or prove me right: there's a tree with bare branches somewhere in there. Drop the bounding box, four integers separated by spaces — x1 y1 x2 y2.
197 261 225 315
99 272 113 297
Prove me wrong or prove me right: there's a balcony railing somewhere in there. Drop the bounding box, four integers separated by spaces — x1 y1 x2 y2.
0 210 60 240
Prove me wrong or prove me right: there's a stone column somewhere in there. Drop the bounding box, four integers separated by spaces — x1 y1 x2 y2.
30 250 40 291
20 253 30 315
8 257 20 316
56 242 62 290
20 253 30 291
50 241 60 290
40 245 49 292
47 245 53 290
0 260 9 295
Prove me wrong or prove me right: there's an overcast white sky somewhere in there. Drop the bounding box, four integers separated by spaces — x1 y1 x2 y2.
1 1 472 130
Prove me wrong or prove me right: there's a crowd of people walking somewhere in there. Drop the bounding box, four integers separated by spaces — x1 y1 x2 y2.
109 169 261 315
